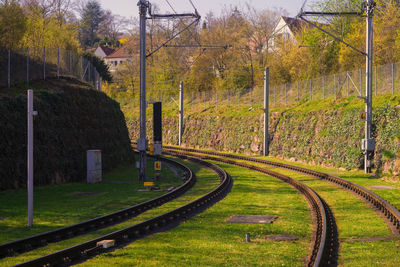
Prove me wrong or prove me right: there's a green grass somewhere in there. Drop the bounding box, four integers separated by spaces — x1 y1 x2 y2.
241 155 400 266
78 160 313 266
0 157 218 266
121 91 400 121
0 159 182 244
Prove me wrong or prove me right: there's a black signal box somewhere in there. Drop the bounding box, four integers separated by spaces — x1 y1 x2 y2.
153 102 162 142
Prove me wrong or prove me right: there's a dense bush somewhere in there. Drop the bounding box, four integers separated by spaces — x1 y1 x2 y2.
0 79 134 190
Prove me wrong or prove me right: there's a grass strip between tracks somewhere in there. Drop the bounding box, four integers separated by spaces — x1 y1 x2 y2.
78 159 312 267
0 159 183 245
0 159 186 266
234 157 400 267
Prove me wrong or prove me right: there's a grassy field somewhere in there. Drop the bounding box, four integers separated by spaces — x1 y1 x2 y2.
245 155 400 266
78 160 313 267
0 159 182 244
2 152 399 266
0 157 220 266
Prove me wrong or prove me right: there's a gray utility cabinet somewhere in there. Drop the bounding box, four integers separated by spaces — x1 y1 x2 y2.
87 150 102 183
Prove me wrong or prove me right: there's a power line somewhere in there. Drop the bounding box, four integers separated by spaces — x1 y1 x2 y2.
163 0 202 46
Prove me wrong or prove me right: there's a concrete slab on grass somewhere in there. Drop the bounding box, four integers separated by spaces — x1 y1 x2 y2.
368 185 397 190
226 215 277 224
71 192 101 196
266 235 298 241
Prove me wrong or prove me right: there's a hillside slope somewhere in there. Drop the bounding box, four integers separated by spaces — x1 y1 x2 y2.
124 95 400 176
0 78 134 190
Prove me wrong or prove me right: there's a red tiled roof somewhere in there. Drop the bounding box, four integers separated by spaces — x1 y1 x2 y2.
105 40 137 59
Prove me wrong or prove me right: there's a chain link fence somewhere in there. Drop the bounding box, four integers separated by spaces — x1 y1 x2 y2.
0 47 101 90
143 61 400 109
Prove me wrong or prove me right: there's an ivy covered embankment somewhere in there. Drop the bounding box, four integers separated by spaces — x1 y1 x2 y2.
126 98 400 176
0 78 134 190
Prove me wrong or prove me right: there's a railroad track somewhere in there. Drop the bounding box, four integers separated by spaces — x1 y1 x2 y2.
14 154 232 266
164 148 338 267
0 156 194 260
164 146 400 237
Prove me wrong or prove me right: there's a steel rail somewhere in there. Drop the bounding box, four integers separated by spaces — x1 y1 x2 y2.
15 154 232 267
0 156 194 259
165 148 337 267
165 146 400 236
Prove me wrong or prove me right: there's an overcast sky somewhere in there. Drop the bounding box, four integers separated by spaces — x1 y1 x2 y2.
97 0 305 20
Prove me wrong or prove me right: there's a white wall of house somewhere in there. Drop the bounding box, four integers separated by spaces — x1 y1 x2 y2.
94 47 107 59
104 57 130 72
266 17 296 52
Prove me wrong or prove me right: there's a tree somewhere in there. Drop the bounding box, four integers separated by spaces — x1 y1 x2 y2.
98 10 127 48
21 0 80 50
79 0 103 48
0 0 27 49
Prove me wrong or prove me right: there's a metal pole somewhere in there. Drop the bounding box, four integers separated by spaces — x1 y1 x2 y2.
27 90 35 227
57 48 60 78
284 84 287 105
374 65 377 96
138 0 148 181
43 47 46 80
347 71 349 97
8 49 10 88
27 48 29 85
179 81 184 146
334 74 336 100
263 68 269 156
69 51 72 76
392 63 394 95
364 0 375 173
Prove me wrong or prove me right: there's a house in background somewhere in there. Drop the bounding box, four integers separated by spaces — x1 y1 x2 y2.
94 45 115 59
104 40 137 72
265 16 309 51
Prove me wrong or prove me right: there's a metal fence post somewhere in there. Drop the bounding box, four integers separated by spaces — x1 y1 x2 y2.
43 47 46 80
69 50 72 76
80 56 83 78
392 63 394 94
8 49 10 88
346 71 349 97
285 84 287 105
57 48 60 78
374 65 377 96
334 74 336 100
27 48 29 85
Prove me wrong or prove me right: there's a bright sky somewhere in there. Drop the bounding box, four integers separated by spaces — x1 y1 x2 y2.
97 0 305 20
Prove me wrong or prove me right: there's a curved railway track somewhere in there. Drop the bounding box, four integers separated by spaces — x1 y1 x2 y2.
0 156 194 259
164 146 400 237
164 149 338 267
14 154 232 266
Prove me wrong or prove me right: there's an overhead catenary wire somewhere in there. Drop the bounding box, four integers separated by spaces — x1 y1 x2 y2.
164 0 202 46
